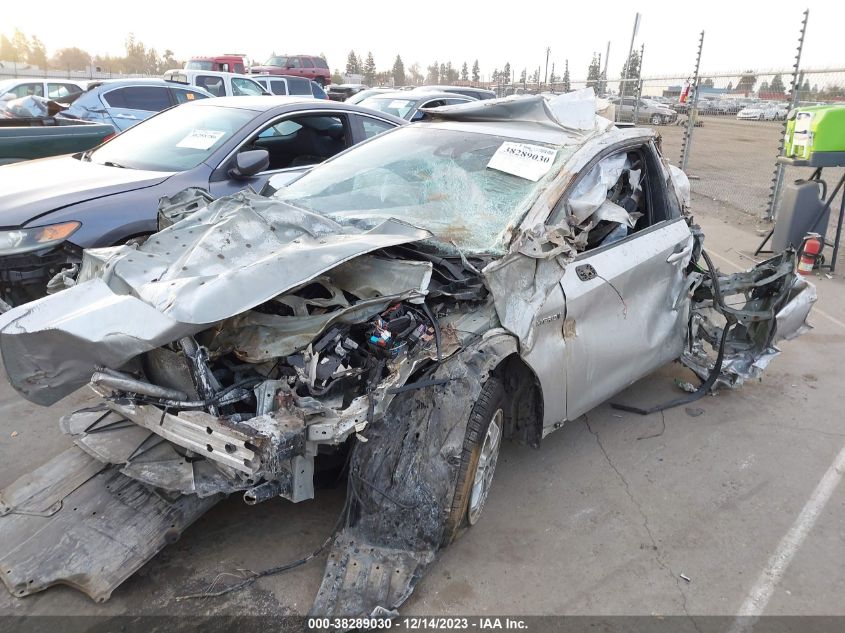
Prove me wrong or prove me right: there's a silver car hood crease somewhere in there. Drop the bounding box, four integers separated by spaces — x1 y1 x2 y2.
0 190 431 406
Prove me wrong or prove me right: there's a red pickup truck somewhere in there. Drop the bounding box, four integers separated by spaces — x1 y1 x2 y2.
250 54 331 86
186 55 247 74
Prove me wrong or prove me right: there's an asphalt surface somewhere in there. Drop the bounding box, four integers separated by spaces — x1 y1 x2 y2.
0 195 842 620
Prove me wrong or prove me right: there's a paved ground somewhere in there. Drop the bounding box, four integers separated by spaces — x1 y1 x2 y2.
0 195 842 619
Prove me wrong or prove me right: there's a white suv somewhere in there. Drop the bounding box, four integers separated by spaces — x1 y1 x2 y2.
163 69 267 98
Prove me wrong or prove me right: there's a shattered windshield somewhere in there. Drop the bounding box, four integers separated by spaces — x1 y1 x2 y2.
274 126 568 254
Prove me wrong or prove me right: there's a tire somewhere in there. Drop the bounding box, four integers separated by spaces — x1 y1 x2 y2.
442 377 507 546
650 114 661 125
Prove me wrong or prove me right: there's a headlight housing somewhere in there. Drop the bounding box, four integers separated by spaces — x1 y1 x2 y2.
0 221 81 256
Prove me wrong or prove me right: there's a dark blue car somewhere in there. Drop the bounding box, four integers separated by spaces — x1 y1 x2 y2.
0 96 405 305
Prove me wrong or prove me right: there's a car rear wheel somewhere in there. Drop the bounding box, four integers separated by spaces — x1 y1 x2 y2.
442 377 506 546
650 114 662 125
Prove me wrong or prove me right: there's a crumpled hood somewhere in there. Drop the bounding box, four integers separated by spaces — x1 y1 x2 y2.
0 155 171 227
0 190 432 405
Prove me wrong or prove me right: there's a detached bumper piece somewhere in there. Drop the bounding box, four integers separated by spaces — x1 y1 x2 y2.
310 529 430 618
0 446 218 602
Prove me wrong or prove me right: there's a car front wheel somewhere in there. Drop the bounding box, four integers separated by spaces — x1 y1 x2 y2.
442 376 506 545
651 114 662 125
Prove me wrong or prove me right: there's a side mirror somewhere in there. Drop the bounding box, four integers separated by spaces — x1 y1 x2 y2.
229 149 269 179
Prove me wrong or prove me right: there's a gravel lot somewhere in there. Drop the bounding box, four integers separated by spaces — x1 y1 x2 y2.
0 192 842 622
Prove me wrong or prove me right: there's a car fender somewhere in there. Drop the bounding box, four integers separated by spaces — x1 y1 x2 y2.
38 170 209 249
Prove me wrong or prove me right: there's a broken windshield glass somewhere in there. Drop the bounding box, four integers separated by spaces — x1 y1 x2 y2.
274 127 571 254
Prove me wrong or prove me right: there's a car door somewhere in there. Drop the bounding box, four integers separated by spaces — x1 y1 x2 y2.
208 111 355 197
557 142 693 420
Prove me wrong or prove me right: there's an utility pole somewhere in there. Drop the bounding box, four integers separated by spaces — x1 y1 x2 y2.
544 47 551 88
619 12 641 105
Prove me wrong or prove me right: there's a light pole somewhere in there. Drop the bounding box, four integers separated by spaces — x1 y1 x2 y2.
544 47 551 88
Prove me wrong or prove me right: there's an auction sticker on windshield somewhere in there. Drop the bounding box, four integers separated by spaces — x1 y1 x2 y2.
487 142 558 181
176 129 226 150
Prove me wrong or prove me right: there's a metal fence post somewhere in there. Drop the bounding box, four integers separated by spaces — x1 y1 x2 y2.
679 31 704 172
766 8 809 221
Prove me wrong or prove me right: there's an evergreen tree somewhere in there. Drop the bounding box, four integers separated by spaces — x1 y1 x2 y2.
392 55 405 86
562 59 571 92
345 50 360 75
769 74 786 94
461 61 469 81
364 52 376 85
519 68 527 84
471 59 480 83
619 50 641 95
586 54 601 89
503 62 511 84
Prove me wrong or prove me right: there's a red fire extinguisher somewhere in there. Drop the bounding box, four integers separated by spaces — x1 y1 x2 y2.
679 81 690 104
797 233 822 275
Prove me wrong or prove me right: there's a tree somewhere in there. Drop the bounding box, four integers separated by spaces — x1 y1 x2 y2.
549 63 556 85
331 69 344 85
769 74 785 94
161 48 177 71
345 50 360 75
364 51 376 85
503 62 511 84
439 63 446 83
562 59 571 92
426 61 439 84
701 77 715 88
759 81 770 92
530 68 540 84
408 62 423 85
27 35 47 69
11 29 29 62
586 53 601 89
519 68 527 84
736 70 757 95
619 50 641 95
392 55 405 86
471 59 480 83
51 47 92 71
491 68 499 84
0 35 15 61
726 81 734 91
460 61 468 82
445 61 457 83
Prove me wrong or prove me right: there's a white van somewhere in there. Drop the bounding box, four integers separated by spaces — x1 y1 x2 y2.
163 69 267 98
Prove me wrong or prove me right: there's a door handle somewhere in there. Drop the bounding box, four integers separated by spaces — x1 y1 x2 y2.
667 243 693 263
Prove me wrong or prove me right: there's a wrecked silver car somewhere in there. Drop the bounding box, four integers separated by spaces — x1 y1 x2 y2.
0 91 815 615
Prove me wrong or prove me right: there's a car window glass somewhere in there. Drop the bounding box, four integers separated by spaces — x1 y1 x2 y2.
252 114 348 171
234 64 245 74
269 80 288 95
444 98 469 105
300 57 315 68
47 83 75 99
187 61 214 70
103 86 171 111
275 126 571 255
549 146 665 251
288 58 302 68
11 83 44 98
220 63 230 72
232 77 265 96
172 88 209 104
266 56 289 67
361 117 394 139
196 75 225 96
287 78 312 95
314 58 329 70
91 103 254 172
358 97 415 119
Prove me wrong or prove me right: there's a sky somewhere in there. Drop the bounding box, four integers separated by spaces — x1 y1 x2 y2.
4 0 844 81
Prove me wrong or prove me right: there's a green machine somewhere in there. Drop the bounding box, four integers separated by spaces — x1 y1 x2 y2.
757 104 845 271
782 104 845 166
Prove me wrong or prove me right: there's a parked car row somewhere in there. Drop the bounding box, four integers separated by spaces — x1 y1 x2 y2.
0 96 405 304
